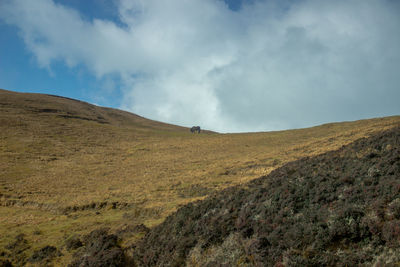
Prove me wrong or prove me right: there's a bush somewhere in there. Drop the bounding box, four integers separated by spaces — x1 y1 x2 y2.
68 228 125 267
28 246 62 263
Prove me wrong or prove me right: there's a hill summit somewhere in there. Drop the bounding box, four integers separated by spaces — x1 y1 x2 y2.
0 88 188 132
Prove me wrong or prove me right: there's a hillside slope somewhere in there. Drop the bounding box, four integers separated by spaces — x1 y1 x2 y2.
0 88 189 131
0 89 399 265
133 127 400 266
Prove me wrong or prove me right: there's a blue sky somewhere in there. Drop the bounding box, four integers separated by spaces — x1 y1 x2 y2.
1 0 399 132
0 0 249 108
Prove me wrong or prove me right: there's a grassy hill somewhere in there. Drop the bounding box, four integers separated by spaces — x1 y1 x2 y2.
0 88 399 265
133 127 400 266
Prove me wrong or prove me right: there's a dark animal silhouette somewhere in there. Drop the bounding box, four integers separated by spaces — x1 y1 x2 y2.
190 126 201 133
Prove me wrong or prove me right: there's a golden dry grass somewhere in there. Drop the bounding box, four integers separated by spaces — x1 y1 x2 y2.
1 88 399 264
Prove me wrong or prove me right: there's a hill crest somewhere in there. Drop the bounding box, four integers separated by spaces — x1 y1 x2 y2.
0 88 189 132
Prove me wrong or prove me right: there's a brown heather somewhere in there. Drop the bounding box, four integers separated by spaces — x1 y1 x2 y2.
134 126 400 266
0 88 399 265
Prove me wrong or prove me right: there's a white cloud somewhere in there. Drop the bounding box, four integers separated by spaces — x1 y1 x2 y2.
1 0 399 132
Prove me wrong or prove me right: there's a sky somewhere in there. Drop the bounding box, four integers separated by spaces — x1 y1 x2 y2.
0 0 399 133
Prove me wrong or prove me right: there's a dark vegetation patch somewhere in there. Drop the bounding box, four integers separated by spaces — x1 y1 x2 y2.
3 234 30 266
68 228 125 267
28 105 109 124
38 108 60 113
65 235 83 251
1 200 137 216
0 259 13 267
28 245 62 263
57 114 109 124
4 234 29 253
62 201 131 214
132 127 400 266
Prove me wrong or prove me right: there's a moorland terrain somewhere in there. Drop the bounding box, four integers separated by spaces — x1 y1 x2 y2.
0 88 399 265
134 126 400 266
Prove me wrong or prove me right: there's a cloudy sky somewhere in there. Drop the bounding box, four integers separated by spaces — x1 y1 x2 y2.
1 0 399 132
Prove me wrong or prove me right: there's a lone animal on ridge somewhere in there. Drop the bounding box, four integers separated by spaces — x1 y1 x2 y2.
191 126 201 133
